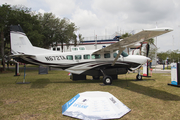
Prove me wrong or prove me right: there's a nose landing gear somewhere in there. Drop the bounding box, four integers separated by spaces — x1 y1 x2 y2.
136 69 142 80
136 74 142 80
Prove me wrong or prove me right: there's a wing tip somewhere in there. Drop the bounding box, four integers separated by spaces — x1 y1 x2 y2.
143 27 173 32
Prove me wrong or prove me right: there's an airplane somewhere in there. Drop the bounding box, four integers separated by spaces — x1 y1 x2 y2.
10 25 173 85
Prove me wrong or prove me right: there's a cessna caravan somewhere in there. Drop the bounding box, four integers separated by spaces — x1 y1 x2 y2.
10 25 173 85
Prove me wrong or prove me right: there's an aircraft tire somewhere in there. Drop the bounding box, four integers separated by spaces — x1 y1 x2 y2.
103 76 112 85
136 74 142 80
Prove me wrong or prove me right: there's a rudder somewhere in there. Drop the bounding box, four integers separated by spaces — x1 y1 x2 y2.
10 25 34 55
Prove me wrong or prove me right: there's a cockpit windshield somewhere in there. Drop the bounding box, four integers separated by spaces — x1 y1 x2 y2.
121 51 129 57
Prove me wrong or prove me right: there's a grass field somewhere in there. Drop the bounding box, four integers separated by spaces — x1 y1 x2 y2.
0 67 180 120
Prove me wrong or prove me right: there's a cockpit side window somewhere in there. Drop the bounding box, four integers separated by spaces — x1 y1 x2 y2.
113 53 117 58
121 51 128 57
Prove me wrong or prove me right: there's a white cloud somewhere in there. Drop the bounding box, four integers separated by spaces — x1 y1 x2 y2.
0 0 28 6
1 0 180 51
44 0 76 17
72 8 102 29
38 9 46 14
71 8 104 36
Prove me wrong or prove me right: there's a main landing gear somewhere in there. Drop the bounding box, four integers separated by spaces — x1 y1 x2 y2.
100 69 113 85
103 76 113 85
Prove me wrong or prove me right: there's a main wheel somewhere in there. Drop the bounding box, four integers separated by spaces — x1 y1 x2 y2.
136 74 142 80
103 76 112 85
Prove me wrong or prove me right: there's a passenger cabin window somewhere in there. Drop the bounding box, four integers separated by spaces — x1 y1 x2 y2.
92 54 101 59
84 54 90 59
66 55 73 60
104 53 110 58
79 47 85 50
121 51 128 57
75 55 82 60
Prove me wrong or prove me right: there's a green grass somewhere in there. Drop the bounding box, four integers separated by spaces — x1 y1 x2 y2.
0 67 180 120
165 65 171 70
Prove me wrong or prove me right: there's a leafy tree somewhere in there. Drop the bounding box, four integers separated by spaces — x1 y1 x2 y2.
55 18 77 52
37 12 59 48
120 33 131 39
10 5 43 47
157 52 168 63
145 38 155 57
37 13 78 51
167 50 180 63
0 4 42 71
0 4 11 70
120 33 131 54
72 33 84 46
157 50 180 64
147 48 157 60
0 4 80 71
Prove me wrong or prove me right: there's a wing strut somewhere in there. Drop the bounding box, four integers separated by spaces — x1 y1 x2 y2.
111 47 124 66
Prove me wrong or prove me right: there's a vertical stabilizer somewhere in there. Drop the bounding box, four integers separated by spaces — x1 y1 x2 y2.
10 25 33 55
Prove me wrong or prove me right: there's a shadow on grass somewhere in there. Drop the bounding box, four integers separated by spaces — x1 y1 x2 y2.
30 78 102 88
31 79 50 89
114 79 180 101
51 79 103 84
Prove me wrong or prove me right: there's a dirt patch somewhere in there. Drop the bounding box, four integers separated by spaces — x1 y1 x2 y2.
3 99 19 105
38 105 49 111
0 70 13 74
20 114 41 120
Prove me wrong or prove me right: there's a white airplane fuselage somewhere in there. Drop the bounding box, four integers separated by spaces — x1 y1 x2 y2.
18 48 149 75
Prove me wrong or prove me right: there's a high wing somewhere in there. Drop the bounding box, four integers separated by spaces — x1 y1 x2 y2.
92 27 173 66
93 27 173 54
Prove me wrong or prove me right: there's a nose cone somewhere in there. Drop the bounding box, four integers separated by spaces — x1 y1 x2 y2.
123 55 151 65
147 57 151 61
141 56 151 64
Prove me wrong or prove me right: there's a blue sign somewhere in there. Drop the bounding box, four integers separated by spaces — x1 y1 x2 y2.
62 94 80 113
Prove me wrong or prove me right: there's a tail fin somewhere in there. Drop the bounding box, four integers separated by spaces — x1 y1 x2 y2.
10 25 33 55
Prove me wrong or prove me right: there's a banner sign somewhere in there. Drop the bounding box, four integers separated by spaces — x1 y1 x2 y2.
171 63 177 85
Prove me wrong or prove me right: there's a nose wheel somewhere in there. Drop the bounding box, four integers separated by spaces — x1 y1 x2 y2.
136 74 142 80
136 68 142 80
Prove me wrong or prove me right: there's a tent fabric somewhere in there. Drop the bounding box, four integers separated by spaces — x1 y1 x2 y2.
62 91 131 120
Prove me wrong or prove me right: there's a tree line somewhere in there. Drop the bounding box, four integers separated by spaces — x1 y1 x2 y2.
0 4 82 71
158 49 180 64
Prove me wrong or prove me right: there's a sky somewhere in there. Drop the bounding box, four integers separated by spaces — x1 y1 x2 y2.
1 0 180 52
